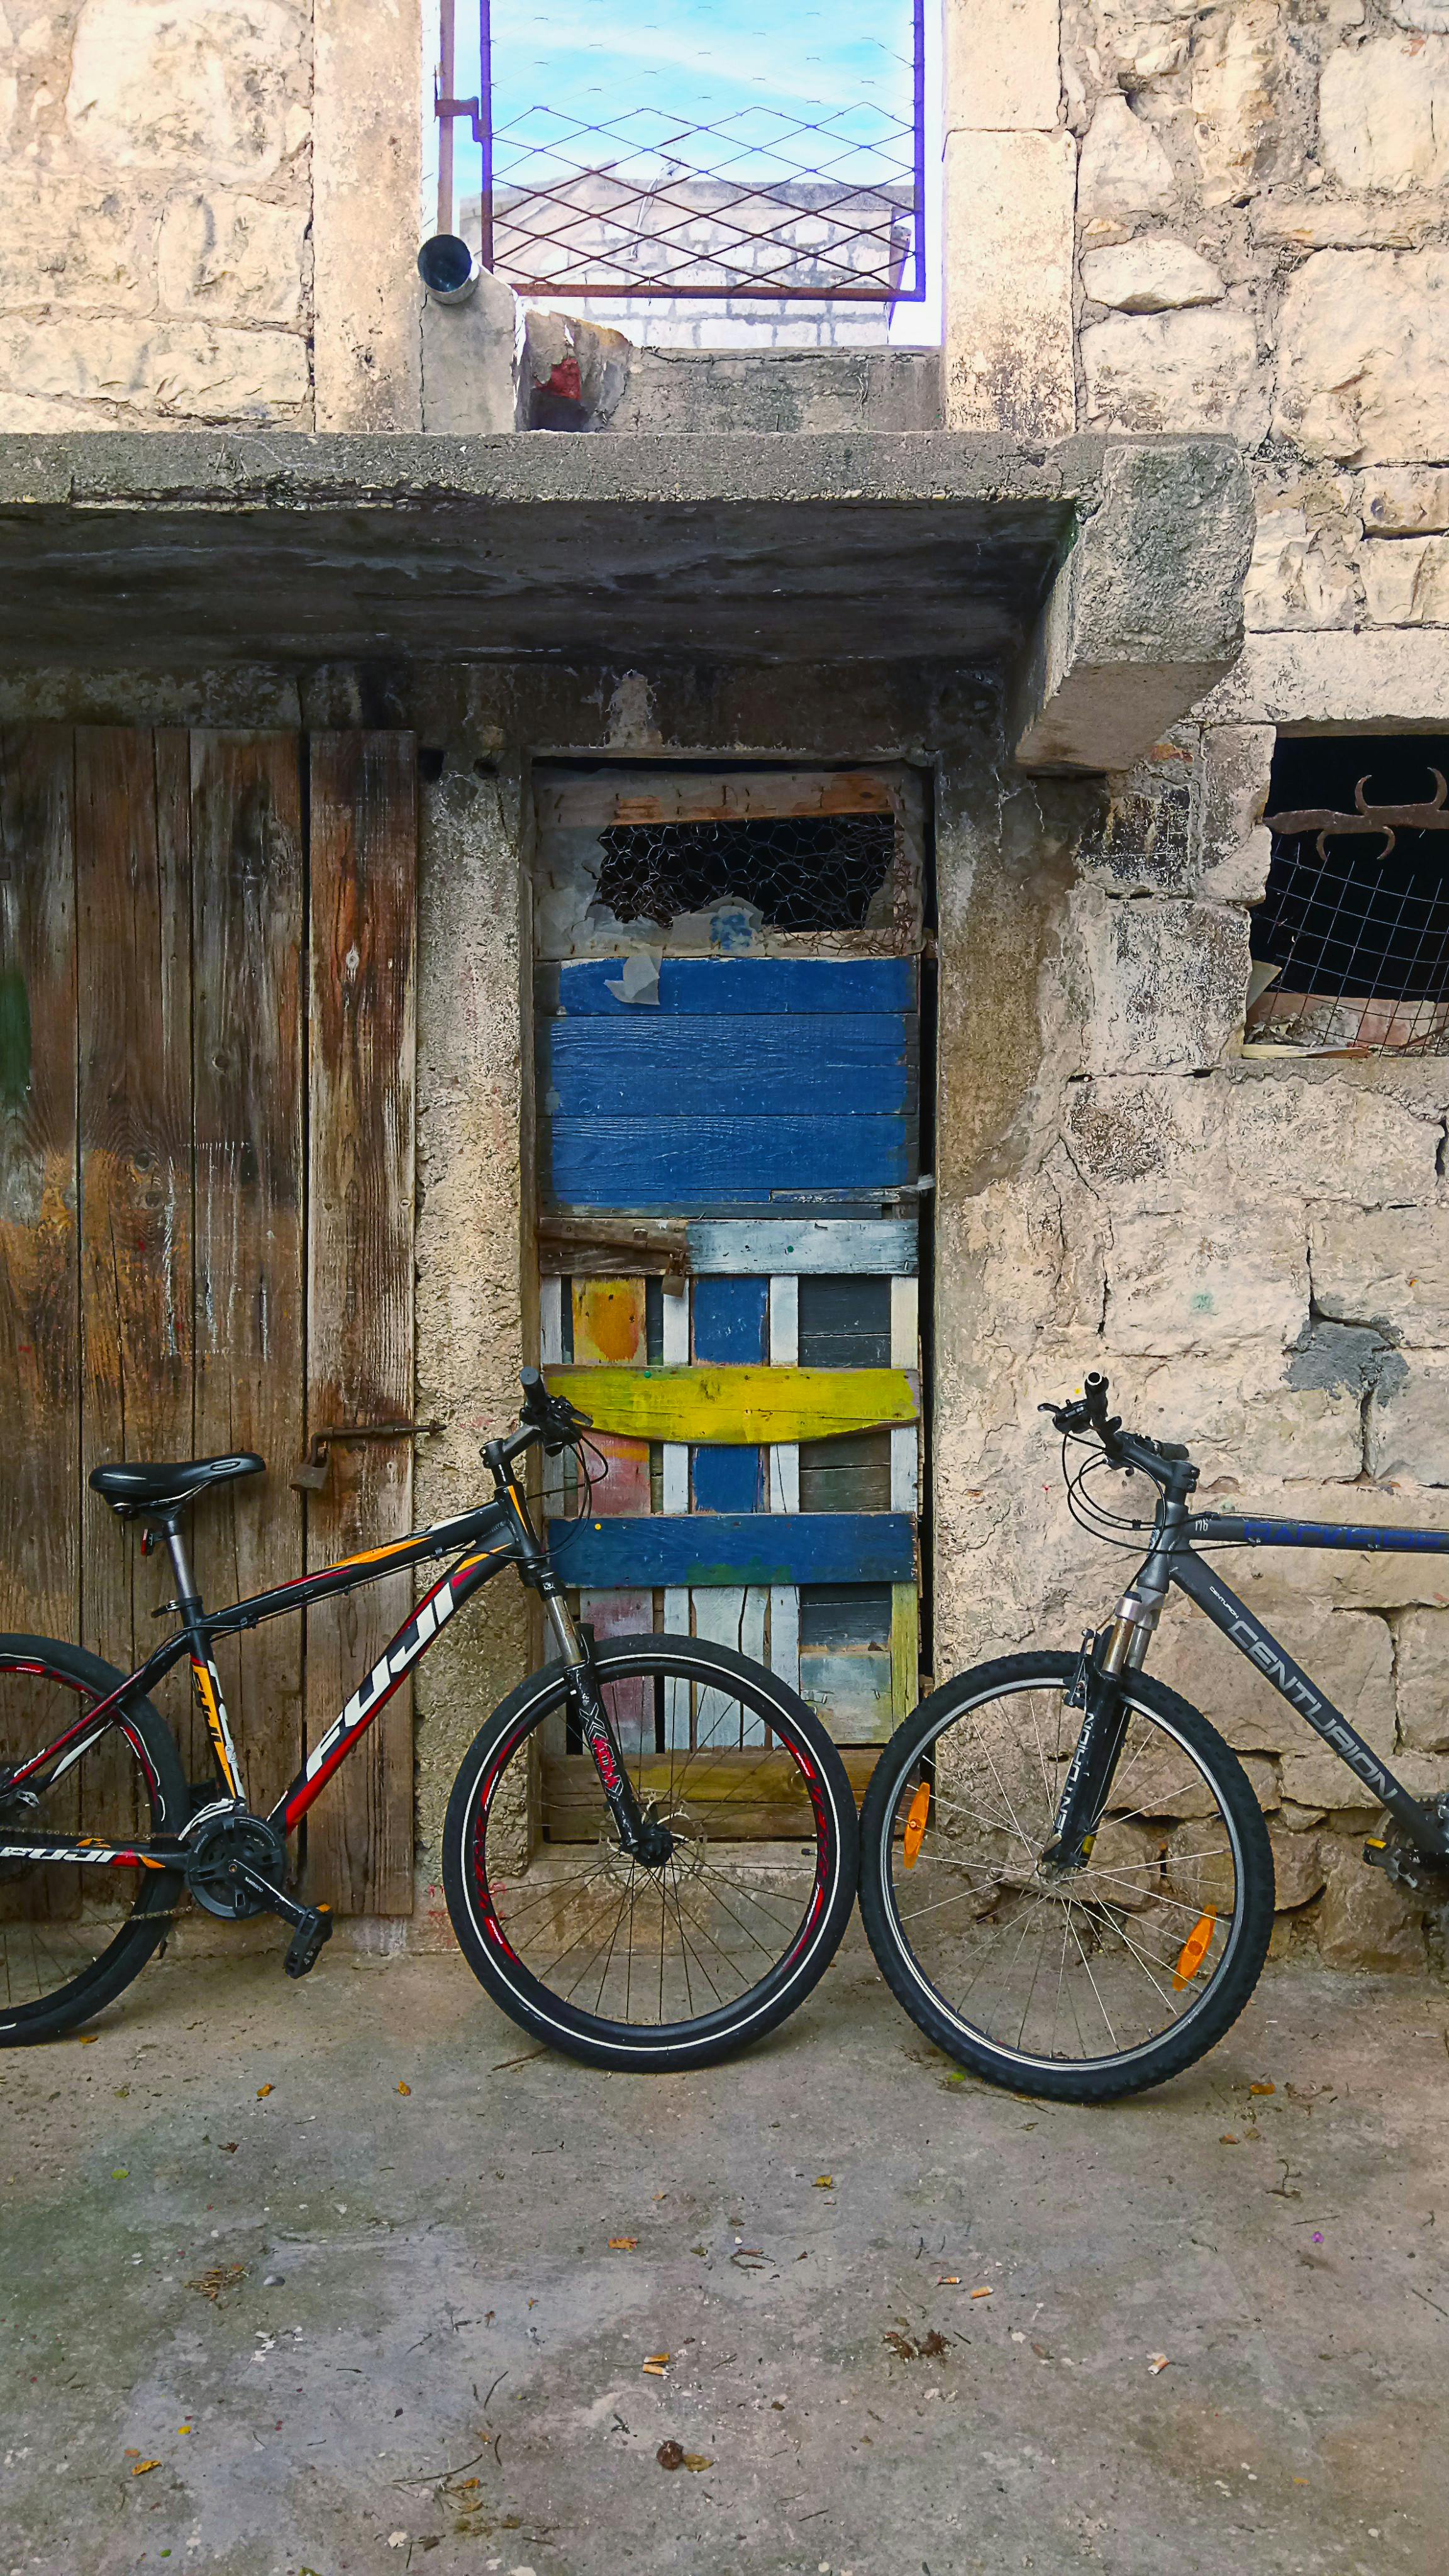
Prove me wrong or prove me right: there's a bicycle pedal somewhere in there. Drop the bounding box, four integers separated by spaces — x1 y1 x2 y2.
283 1904 333 1980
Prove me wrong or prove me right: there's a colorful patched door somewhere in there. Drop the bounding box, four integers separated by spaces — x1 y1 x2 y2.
533 766 924 1824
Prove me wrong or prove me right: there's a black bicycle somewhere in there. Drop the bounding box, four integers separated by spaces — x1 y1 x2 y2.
858 1373 1449 2101
0 1371 857 2065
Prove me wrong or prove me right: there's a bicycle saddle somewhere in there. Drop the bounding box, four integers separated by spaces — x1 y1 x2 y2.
89 1454 265 1518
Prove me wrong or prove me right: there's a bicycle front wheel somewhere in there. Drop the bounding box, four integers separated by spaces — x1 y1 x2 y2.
441 1635 858 2070
858 1652 1275 2101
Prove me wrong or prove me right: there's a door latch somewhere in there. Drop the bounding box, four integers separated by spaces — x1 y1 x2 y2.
291 1419 443 1494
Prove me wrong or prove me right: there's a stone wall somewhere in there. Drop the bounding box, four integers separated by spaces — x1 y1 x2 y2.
0 0 423 431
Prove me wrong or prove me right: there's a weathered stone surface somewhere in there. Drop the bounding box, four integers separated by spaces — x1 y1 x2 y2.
1077 94 1178 227
1319 36 1449 195
1154 1599 1392 1753
1309 1208 1449 1349
1274 252 1449 464
421 270 519 435
158 191 306 324
1254 193 1445 248
1396 1608 1449 1752
0 316 308 414
1081 238 1223 313
313 0 421 431
1191 2 1284 208
1103 1204 1306 1353
1082 896 1252 1074
1393 3 1449 29
1082 309 1268 440
1366 1352 1449 1484
1201 628 1449 726
1194 722 1273 901
66 0 308 182
1315 1836 1426 1968
944 129 1075 438
1243 502 1362 631
1222 1076 1441 1208
1362 469 1449 535
0 179 155 312
1360 535 1449 625
1076 776 1193 892
945 0 1061 130
1269 1827 1326 1909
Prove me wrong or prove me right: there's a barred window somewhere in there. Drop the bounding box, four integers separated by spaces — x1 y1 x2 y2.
594 814 897 934
1248 735 1449 1055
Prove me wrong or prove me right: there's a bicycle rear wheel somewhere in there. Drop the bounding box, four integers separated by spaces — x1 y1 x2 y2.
858 1652 1275 2101
0 1636 188 2044
442 1634 858 2070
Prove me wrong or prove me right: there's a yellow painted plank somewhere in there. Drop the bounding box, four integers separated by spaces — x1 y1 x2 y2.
891 1583 919 1722
547 1363 918 1445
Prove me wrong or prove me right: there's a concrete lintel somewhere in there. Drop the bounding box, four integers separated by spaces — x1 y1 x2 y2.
1013 438 1255 775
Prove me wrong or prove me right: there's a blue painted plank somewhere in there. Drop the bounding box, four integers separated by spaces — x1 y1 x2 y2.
553 958 915 1017
548 1513 916 1587
544 1016 914 1119
548 1116 914 1208
691 1275 767 1514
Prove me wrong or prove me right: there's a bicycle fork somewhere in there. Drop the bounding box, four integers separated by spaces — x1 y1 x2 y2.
537 1587 675 1869
1046 1556 1170 1871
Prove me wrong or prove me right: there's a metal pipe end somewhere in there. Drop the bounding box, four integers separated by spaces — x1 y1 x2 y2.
418 234 480 306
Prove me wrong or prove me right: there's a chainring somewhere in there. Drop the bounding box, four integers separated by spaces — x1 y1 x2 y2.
184 1813 289 1919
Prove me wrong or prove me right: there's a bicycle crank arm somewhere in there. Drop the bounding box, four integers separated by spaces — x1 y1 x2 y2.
222 1857 334 1977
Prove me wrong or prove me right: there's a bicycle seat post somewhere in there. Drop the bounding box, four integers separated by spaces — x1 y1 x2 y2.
152 1517 203 1625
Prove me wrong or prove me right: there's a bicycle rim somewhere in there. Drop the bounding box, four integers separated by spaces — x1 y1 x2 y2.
876 1672 1252 2077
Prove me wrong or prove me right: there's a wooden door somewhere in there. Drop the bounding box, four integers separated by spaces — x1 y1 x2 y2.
0 726 416 1913
532 766 924 1829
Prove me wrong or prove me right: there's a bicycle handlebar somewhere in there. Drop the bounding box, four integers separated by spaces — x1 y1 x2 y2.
518 1366 593 1456
1038 1372 1194 1489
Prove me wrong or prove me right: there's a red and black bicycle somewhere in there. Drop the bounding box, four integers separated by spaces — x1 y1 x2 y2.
0 1372 857 2065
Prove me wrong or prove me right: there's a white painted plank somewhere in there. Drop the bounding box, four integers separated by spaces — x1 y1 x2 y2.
662 1282 691 1362
890 1274 919 1368
661 1587 692 1747
662 1446 690 1514
691 1587 768 1745
688 1218 918 1275
539 1276 567 1512
768 1271 800 1513
891 1424 918 1514
662 1279 689 1511
769 1584 799 1698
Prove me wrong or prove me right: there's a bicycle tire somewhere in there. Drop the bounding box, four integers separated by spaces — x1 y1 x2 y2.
858 1651 1275 2102
0 1635 188 2045
442 1634 858 2070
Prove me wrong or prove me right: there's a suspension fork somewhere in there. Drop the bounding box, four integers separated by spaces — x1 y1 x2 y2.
1046 1523 1176 1870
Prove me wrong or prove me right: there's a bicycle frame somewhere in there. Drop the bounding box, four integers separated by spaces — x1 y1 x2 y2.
1 1484 537 1872
1063 1497 1449 1861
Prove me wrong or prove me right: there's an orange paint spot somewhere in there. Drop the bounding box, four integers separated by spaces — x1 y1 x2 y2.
1173 1909 1216 1990
902 1779 931 1868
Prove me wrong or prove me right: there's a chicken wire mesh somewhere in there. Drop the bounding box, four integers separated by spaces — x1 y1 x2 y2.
1250 738 1449 1055
594 814 897 933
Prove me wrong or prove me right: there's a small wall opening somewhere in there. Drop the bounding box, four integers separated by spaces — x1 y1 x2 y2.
1250 733 1449 1056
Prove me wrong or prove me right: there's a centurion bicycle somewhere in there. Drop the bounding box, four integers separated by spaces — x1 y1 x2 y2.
858 1373 1449 2101
0 1372 857 2065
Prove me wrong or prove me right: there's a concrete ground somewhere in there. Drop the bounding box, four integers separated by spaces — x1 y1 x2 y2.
2 1925 1447 2576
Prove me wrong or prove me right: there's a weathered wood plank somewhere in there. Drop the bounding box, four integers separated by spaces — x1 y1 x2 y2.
542 1742 882 1840
305 733 416 1916
544 1016 916 1119
691 1276 765 1515
797 1274 892 1367
689 1218 918 1275
190 733 306 1816
547 1363 918 1445
75 730 194 1757
547 1112 914 1209
545 1513 916 1587
550 957 916 1016
0 728 79 1646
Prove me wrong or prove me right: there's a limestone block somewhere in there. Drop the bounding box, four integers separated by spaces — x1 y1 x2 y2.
1309 1208 1449 1349
1103 1208 1307 1356
945 0 1060 130
1126 1362 1365 1483
1319 37 1449 196
1269 1827 1326 1909
1394 4 1449 29
313 0 422 430
944 128 1075 438
1223 1077 1440 1206
158 191 306 324
1243 505 1361 631
1081 238 1223 313
1360 535 1449 625
1315 1836 1426 1968
1362 469 1449 535
1201 628 1449 728
1274 251 1449 464
421 272 519 434
1365 1351 1449 1484
1153 1601 1392 1757
1194 723 1273 902
66 0 308 183
1386 1748 1449 1801
1083 896 1252 1076
0 177 155 311
1253 194 1443 249
1077 94 1178 227
1396 1609 1449 1752
1082 309 1269 440
0 314 308 415
1191 2 1283 209
1076 777 1193 893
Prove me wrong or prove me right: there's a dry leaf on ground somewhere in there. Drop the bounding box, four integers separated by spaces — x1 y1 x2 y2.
187 2264 248 2302
657 2440 686 2470
608 2237 638 2251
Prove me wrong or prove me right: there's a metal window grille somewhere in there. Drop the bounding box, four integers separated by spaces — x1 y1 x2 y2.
435 1 926 303
1250 735 1449 1055
594 814 897 932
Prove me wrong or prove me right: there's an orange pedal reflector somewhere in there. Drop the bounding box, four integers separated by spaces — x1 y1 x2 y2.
1172 1908 1216 1990
902 1780 931 1869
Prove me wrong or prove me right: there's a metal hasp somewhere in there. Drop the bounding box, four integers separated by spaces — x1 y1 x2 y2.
291 1420 443 1495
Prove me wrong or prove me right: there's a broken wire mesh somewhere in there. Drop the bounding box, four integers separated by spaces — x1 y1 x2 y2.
594 814 897 933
